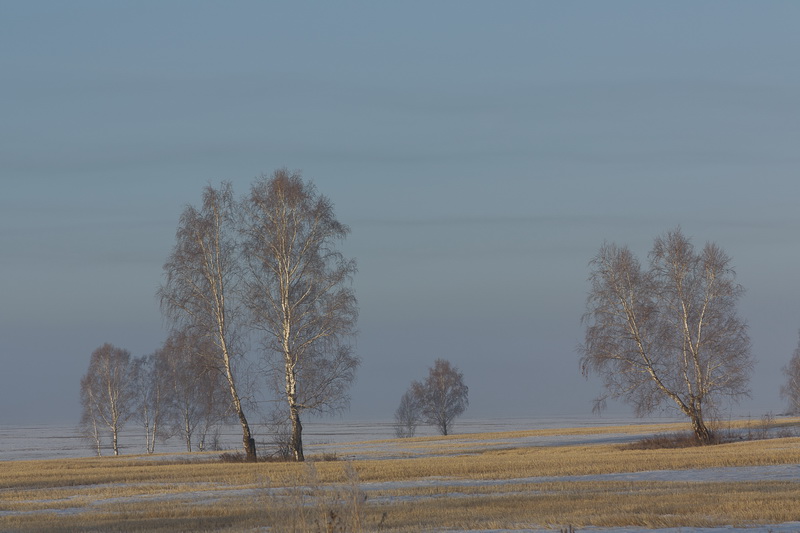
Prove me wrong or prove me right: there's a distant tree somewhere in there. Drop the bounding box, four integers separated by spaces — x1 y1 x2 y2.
160 330 203 452
79 382 104 456
195 377 232 452
193 350 233 452
405 359 469 436
80 343 135 456
130 353 167 454
580 228 753 444
781 331 800 415
393 389 421 438
159 183 258 461
159 329 231 452
240 169 359 461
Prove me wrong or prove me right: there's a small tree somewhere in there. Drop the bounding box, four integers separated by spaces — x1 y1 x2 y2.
781 331 800 415
131 354 167 454
80 343 135 456
403 359 469 436
159 329 231 452
196 382 231 452
194 359 233 451
79 383 104 456
393 389 421 438
580 228 753 443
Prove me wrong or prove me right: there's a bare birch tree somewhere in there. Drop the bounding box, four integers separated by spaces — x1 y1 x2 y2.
159 183 257 461
393 389 421 438
407 359 468 436
80 343 135 456
241 169 359 461
195 377 231 452
130 354 166 454
79 380 104 456
580 228 753 443
159 328 231 452
781 331 800 415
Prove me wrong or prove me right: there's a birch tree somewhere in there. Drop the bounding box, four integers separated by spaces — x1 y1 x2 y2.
781 331 800 415
241 169 359 462
580 228 753 443
80 343 135 456
159 329 231 452
79 381 104 456
406 359 468 436
130 354 166 454
393 389 421 438
159 183 257 461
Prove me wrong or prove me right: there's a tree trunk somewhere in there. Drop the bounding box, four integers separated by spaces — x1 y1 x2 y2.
221 346 257 462
92 417 102 457
144 421 151 454
149 417 157 454
185 416 192 452
143 405 155 454
112 427 119 456
286 362 304 461
237 409 257 462
290 405 304 462
226 370 257 461
689 409 711 444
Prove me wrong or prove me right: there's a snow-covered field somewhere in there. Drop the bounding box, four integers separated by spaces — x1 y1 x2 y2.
2 417 799 532
0 416 667 462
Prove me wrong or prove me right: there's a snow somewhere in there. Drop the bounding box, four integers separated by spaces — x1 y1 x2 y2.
0 416 669 461
2 418 799 532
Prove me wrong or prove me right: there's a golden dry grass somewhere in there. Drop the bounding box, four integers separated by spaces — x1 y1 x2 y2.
1 419 799 532
370 481 800 531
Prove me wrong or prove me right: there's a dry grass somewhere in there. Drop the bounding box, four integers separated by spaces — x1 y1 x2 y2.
2 419 800 532
365 481 800 531
347 435 800 483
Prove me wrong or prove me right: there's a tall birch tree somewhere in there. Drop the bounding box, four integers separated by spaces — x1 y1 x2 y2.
580 228 753 443
159 183 257 461
241 169 359 462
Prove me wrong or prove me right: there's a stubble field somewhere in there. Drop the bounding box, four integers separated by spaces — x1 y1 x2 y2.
1 418 799 532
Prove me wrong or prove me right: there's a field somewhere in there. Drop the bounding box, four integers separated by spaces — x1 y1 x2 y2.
1 418 800 532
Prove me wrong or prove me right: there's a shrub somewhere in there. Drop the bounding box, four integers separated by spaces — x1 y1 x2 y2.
624 431 722 450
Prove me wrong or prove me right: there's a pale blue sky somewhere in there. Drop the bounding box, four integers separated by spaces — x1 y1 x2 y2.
2 2 800 426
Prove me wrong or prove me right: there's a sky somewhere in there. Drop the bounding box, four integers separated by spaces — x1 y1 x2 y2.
2 1 800 427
